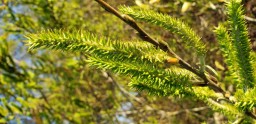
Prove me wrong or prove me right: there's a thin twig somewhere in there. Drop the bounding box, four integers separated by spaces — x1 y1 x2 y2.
115 106 209 117
0 87 17 99
232 118 245 124
104 72 144 104
167 106 209 116
244 15 256 23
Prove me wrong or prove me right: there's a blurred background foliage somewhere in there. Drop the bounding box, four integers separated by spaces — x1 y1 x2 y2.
0 0 256 123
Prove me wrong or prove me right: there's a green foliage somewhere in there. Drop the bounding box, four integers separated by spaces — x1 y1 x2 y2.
193 87 243 119
214 8 256 123
206 99 242 118
213 0 256 120
227 0 255 89
235 88 256 111
119 6 207 72
119 6 206 56
214 24 240 84
128 67 195 97
27 30 195 97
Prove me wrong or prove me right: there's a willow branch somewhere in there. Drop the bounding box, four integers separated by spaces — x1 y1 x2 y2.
92 0 256 120
93 0 224 93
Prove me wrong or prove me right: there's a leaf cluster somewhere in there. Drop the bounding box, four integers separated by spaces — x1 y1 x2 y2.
27 29 195 97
